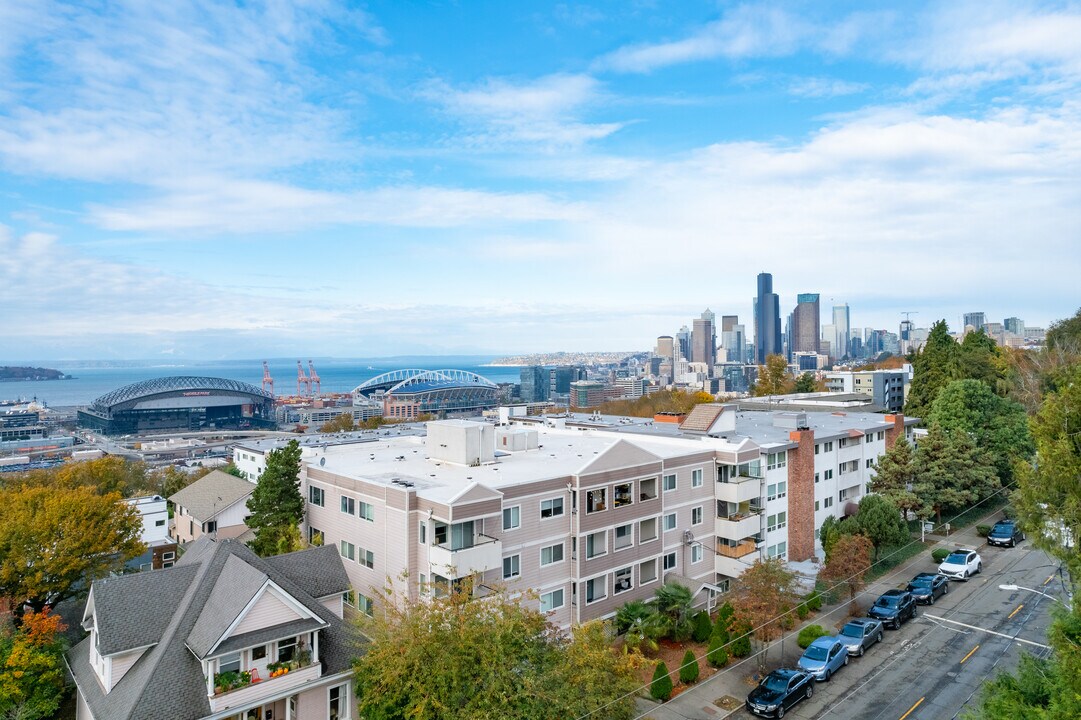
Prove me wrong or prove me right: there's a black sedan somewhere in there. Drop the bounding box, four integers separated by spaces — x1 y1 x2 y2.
907 572 950 605
868 589 918 629
746 668 814 718
987 520 1026 548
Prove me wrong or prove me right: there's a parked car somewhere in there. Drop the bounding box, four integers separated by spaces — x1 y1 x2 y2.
837 618 884 657
987 520 1026 548
907 572 950 605
938 548 983 580
868 589 918 629
798 636 849 681
746 668 815 718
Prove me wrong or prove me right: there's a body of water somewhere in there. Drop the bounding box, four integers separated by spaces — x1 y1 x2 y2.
0 357 523 407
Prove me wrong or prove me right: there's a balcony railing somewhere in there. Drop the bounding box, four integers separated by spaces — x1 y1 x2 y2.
716 539 757 558
208 662 321 713
430 533 503 579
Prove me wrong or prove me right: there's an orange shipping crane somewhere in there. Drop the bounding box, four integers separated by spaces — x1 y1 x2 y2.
262 361 274 395
308 360 321 395
296 360 312 396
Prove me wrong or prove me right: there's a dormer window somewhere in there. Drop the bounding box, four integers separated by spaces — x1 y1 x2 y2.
218 652 241 674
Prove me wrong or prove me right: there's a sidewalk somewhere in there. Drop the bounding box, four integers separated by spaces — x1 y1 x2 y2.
634 508 1004 720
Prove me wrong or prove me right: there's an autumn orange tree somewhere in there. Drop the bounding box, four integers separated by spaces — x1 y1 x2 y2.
0 484 145 614
0 608 67 720
819 535 873 601
753 354 794 396
729 558 799 657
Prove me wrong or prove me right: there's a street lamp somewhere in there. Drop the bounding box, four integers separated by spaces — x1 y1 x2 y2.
998 584 1069 607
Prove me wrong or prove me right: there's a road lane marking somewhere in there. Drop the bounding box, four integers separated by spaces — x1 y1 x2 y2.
923 614 1051 649
899 697 925 720
960 644 980 664
1008 604 1024 619
1044 574 1055 586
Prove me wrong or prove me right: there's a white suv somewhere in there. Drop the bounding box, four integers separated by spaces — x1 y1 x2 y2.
938 548 982 580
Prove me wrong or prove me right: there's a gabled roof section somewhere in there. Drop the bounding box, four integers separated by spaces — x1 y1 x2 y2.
66 539 359 720
168 470 255 520
577 439 661 476
445 481 503 505
186 554 267 659
680 404 726 433
265 543 350 599
92 565 199 656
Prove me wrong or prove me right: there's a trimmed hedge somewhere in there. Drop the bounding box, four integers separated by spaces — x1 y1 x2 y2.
804 590 823 612
679 649 700 684
692 610 713 643
932 547 951 563
797 625 828 649
651 662 673 701
730 621 753 657
706 633 729 667
976 524 991 537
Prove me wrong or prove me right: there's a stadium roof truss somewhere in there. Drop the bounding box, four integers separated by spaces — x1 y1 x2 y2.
90 376 274 411
353 369 498 396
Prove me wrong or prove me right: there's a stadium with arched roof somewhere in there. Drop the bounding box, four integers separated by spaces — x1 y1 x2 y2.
353 369 500 420
77 376 276 435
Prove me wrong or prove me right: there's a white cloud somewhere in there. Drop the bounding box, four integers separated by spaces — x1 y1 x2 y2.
419 73 622 147
86 177 591 233
789 77 870 98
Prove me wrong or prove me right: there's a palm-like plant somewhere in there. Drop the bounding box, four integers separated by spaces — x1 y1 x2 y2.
615 600 665 654
655 582 695 641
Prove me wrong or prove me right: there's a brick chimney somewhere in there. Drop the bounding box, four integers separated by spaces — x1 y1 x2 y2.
787 429 816 562
883 414 906 449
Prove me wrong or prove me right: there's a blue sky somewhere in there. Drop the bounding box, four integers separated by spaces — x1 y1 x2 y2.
1 1 1078 361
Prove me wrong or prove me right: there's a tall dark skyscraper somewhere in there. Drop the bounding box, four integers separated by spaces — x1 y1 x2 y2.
520 366 549 403
692 311 715 369
754 272 782 363
791 293 820 355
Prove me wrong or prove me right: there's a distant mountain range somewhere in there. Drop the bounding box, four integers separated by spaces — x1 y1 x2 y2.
487 351 647 367
0 366 69 381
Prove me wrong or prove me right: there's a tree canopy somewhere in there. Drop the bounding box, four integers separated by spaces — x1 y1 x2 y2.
352 583 641 720
318 413 356 433
0 485 145 613
246 440 305 557
869 438 923 519
753 354 792 396
905 320 960 419
592 389 716 418
0 609 67 720
914 425 999 524
819 534 873 600
729 558 799 645
849 495 909 561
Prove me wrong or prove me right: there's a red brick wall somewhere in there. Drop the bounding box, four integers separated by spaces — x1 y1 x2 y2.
787 430 816 562
883 414 906 449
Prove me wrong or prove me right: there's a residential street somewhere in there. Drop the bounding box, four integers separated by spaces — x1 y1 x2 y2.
639 515 1066 720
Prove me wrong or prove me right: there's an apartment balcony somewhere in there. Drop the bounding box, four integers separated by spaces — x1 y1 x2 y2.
716 475 761 504
429 534 502 579
208 661 321 714
715 553 756 578
715 511 762 541
716 538 758 559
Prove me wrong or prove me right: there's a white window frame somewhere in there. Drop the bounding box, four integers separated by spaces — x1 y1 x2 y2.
663 552 677 571
691 544 704 564
503 506 521 531
340 540 355 562
503 554 521 580
309 485 325 507
540 497 564 519
614 566 633 594
359 501 375 522
614 524 633 551
663 512 676 531
540 543 564 566
540 588 565 612
663 473 677 492
585 531 607 559
585 576 607 604
340 495 355 515
329 681 351 720
691 469 703 488
691 506 703 526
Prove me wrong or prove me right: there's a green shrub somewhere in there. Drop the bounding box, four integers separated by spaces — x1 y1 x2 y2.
715 601 735 635
650 662 673 701
730 622 752 657
796 602 810 620
797 625 828 649
976 524 991 537
692 610 712 643
804 590 823 612
932 548 950 563
706 633 729 667
679 649 699 684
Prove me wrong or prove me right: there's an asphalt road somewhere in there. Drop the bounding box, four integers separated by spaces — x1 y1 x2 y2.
732 542 1064 720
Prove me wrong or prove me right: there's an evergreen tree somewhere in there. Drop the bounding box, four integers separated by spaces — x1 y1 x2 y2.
914 426 999 524
793 372 818 393
706 633 728 667
650 662 673 701
692 610 712 643
928 379 1033 484
729 621 753 657
905 320 960 419
246 440 305 557
678 649 699 684
869 438 923 519
714 601 735 637
852 495 909 561
958 329 1005 390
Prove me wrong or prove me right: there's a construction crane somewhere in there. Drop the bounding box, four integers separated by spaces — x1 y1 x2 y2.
902 311 919 322
296 360 312 396
308 360 321 395
261 361 274 395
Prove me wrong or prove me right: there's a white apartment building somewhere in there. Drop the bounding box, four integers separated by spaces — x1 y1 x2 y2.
233 408 916 627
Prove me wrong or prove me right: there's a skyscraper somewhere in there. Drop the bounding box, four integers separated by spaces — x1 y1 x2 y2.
721 315 738 333
676 326 691 360
791 293 821 355
722 323 745 362
964 312 986 331
520 366 549 403
1004 317 1025 335
692 312 715 369
832 303 850 360
754 273 782 363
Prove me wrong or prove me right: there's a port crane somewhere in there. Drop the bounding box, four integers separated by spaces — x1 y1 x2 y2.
296 361 312 396
261 361 274 394
308 360 321 395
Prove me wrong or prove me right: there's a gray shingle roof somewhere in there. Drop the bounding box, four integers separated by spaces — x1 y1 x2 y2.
168 470 255 521
265 543 351 599
66 538 359 720
213 617 324 657
93 564 199 656
185 554 267 659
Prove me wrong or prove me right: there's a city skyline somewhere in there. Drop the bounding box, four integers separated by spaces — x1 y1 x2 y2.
1 1 1078 360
